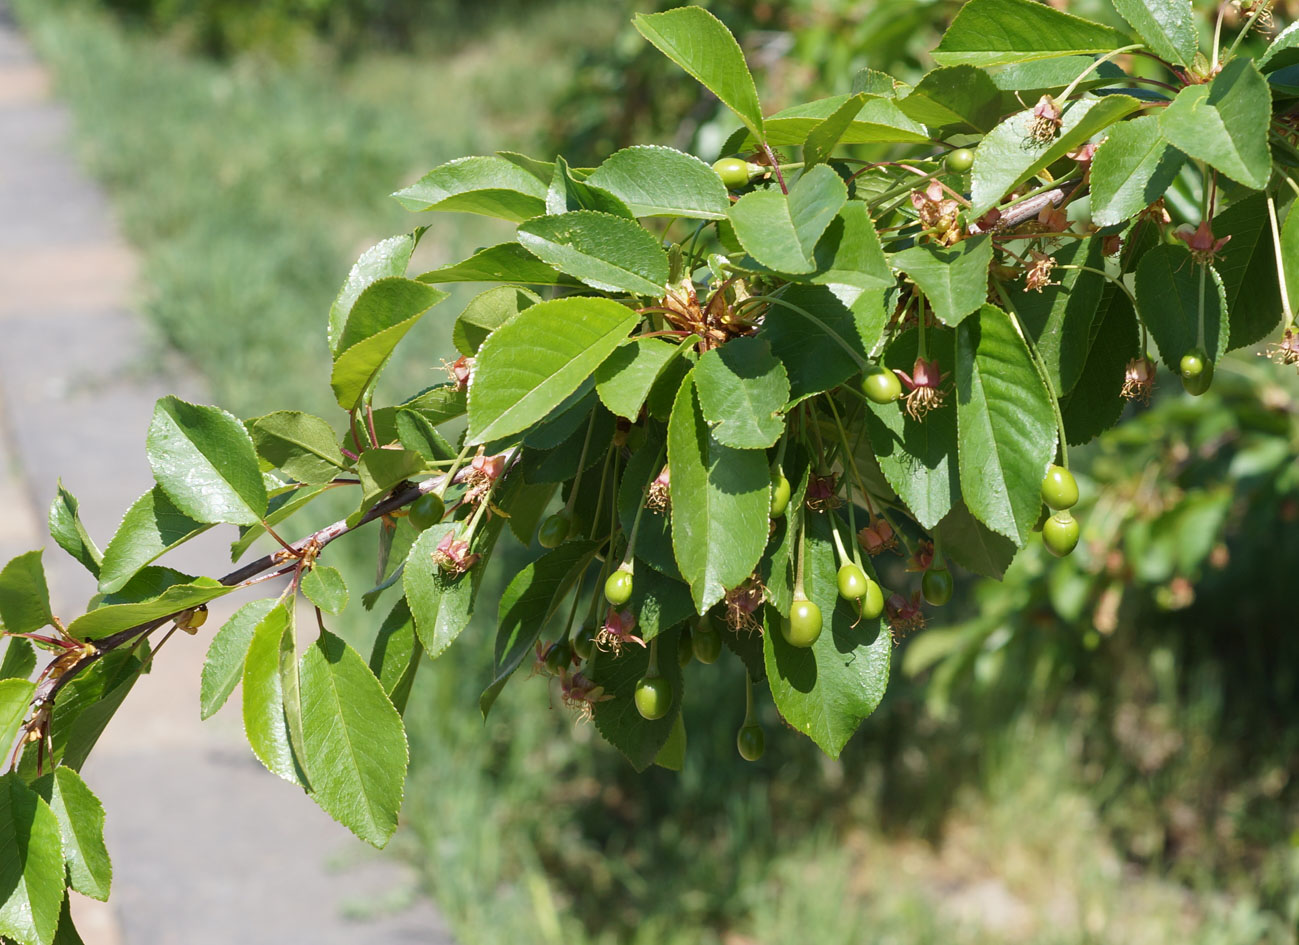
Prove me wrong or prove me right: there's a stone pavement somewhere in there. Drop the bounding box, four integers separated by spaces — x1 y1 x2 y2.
0 6 453 943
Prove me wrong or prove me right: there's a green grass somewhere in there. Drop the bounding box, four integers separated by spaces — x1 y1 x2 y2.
13 3 1299 944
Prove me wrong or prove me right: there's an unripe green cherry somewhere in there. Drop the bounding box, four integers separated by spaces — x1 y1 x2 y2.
737 722 765 761
861 365 902 404
784 598 823 647
837 563 869 601
572 626 597 662
678 627 695 668
769 470 792 518
407 493 445 531
860 578 885 620
604 567 634 606
1043 510 1080 557
692 622 722 664
1040 464 1078 511
537 510 572 549
922 566 954 606
945 148 975 173
713 157 752 189
543 640 572 673
634 675 672 720
1180 348 1213 396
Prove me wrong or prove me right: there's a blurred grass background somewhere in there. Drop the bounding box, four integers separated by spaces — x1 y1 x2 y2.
10 0 1299 942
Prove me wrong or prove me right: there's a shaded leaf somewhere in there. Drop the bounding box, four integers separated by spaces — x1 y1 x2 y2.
1160 58 1273 190
693 336 789 449
201 599 276 721
894 235 994 327
47 483 101 579
452 285 539 356
1134 245 1230 369
728 164 847 273
302 565 348 616
30 768 110 901
589 627 683 772
241 603 306 787
0 552 53 636
0 772 64 945
1089 115 1185 227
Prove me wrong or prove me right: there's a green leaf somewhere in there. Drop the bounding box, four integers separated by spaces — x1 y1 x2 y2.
1214 193 1284 350
585 146 730 220
56 648 149 773
724 95 928 150
47 483 101 579
595 337 692 420
97 487 210 594
626 569 695 643
1112 0 1197 67
52 898 84 945
453 286 539 356
147 396 268 526
728 164 848 274
241 603 306 787
396 410 454 463
0 772 65 945
633 6 764 142
480 541 598 718
762 514 890 759
369 599 422 715
693 336 789 449
897 65 1003 133
327 232 420 356
971 95 1142 216
956 305 1058 545
201 599 275 721
353 448 425 520
1159 58 1273 190
0 678 35 761
330 278 449 410
1089 115 1186 227
403 522 501 660
68 577 233 641
798 203 894 290
0 552 53 636
1012 237 1107 395
862 328 959 530
1060 285 1139 446
30 768 110 901
546 155 633 218
1134 244 1230 369
756 284 872 402
667 376 770 614
517 211 670 297
589 627 683 772
932 0 1128 67
298 630 408 848
392 155 547 222
803 93 869 166
416 242 570 285
467 296 638 444
249 412 346 485
302 565 348 616
1 639 35 682
894 236 995 327
934 501 1018 580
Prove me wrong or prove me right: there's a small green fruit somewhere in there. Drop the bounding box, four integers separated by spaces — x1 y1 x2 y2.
861 365 902 404
604 567 634 606
692 622 722 664
537 510 572 548
784 598 823 647
407 493 445 531
634 675 672 720
737 722 765 761
921 566 953 606
1043 510 1080 557
769 470 792 518
543 641 572 673
713 157 752 189
860 579 885 620
837 563 869 601
572 626 597 662
1040 464 1078 511
1180 348 1213 396
945 148 975 173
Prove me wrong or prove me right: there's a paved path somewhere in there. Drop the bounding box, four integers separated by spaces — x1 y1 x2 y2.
0 7 453 943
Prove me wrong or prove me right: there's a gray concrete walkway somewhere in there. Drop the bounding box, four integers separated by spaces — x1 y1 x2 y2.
0 6 452 943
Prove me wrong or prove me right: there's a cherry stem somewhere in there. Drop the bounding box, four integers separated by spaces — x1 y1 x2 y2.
1267 194 1295 329
436 440 475 500
743 673 755 725
1059 44 1143 103
794 519 808 600
564 413 599 516
760 142 789 195
621 444 665 571
646 637 660 676
1224 1 1269 62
